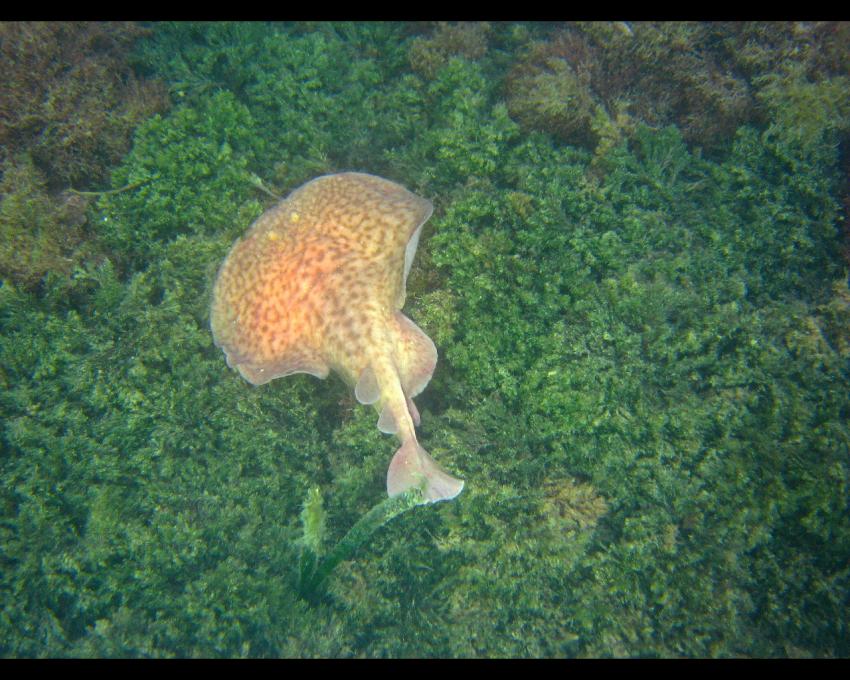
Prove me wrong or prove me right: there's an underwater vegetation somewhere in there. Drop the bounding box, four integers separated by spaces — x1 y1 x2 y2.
1 21 849 657
0 21 169 288
505 22 850 158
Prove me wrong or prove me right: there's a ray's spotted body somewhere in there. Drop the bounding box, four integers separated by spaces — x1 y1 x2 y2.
211 172 464 503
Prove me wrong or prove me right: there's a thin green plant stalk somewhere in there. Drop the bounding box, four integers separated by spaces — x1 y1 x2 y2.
298 486 426 601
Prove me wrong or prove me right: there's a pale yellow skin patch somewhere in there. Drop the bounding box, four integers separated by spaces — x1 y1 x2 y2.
210 173 463 502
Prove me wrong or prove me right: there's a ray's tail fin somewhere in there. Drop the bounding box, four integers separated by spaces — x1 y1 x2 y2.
387 439 464 503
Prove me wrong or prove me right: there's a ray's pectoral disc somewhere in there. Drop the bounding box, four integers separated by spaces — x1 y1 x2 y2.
210 172 463 503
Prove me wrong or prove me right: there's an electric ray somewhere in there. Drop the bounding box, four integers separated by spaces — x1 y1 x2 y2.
210 172 464 503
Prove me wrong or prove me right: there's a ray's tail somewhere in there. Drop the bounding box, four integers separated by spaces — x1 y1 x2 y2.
387 438 464 503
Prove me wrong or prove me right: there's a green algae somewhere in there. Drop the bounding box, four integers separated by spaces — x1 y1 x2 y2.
1 21 849 658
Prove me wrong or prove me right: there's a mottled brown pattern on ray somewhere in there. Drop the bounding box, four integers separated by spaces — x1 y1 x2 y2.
210 172 463 503
211 173 430 384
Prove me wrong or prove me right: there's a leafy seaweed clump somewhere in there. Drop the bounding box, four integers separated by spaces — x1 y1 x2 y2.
0 22 169 289
505 22 850 157
0 155 90 288
96 90 265 273
0 22 169 191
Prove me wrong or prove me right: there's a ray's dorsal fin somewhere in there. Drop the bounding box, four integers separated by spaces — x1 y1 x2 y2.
354 366 380 405
407 397 421 427
377 405 397 434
